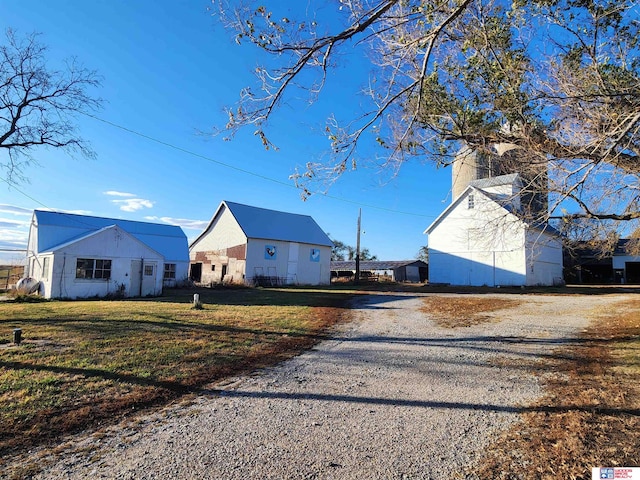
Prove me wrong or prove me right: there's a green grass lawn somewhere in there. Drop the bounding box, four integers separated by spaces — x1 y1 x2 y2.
0 287 353 457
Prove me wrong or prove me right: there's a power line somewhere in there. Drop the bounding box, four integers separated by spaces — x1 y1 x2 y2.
82 112 435 218
0 176 50 209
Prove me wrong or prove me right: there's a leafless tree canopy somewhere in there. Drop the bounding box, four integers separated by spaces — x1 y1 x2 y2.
214 0 639 247
0 29 102 182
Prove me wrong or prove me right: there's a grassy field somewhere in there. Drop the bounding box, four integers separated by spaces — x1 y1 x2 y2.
0 287 353 459
1 284 639 478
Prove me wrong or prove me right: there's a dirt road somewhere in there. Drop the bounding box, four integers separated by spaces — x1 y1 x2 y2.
30 292 623 479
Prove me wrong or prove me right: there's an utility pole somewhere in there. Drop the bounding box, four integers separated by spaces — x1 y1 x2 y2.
355 208 361 285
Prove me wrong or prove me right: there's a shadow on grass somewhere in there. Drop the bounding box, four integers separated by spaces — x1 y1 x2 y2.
153 286 358 307
0 359 192 392
0 315 335 340
155 284 640 308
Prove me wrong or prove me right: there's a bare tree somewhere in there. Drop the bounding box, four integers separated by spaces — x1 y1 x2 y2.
213 0 640 251
0 29 102 182
331 236 377 260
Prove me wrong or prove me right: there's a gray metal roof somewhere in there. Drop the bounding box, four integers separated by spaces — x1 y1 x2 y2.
32 210 189 261
331 260 427 270
468 173 519 189
196 201 333 247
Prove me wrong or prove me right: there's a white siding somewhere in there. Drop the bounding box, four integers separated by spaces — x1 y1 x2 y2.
613 255 640 269
45 227 163 299
190 206 247 253
428 190 528 286
245 240 331 285
295 244 331 285
525 230 564 286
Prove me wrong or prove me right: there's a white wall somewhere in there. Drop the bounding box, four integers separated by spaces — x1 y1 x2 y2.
245 239 331 285
613 255 640 270
525 230 564 286
39 227 164 299
428 190 528 286
190 207 246 252
163 262 189 288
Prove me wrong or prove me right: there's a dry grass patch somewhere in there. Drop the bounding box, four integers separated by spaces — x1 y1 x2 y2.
0 287 352 463
471 298 640 479
421 296 522 328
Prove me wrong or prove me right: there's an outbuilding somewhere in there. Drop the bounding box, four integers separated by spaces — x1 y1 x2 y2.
330 260 428 283
189 201 333 286
425 174 563 287
26 210 189 299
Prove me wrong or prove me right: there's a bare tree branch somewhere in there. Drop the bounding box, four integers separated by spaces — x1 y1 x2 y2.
0 29 102 182
214 0 640 248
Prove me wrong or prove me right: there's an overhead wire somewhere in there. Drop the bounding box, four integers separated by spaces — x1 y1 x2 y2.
81 112 436 218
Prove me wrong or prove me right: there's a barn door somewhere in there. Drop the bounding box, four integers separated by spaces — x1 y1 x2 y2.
141 261 158 296
130 260 142 297
287 243 299 284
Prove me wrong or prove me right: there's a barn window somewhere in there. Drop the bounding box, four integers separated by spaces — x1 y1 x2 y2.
42 257 50 279
468 194 475 209
76 258 111 280
144 265 154 276
164 263 176 279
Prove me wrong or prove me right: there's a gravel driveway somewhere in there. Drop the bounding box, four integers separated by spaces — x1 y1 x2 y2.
31 292 622 479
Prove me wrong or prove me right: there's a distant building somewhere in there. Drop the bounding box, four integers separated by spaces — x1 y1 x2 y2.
189 201 333 286
565 240 640 284
330 260 428 283
26 210 189 299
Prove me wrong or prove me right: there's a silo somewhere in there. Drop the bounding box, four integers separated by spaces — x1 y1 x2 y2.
452 143 548 221
451 146 503 200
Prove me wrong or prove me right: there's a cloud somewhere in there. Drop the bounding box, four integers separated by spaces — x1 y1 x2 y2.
0 204 33 216
104 191 154 212
144 216 208 231
112 198 155 212
103 191 136 197
0 220 29 257
0 218 29 228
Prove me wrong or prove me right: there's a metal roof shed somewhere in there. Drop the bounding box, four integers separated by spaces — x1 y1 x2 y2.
190 201 333 286
27 210 189 298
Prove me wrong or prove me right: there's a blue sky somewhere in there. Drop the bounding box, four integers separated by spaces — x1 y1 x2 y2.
0 0 453 265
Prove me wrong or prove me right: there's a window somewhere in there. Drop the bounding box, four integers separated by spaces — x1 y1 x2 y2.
94 260 111 279
42 257 50 279
468 194 475 209
76 258 111 280
164 263 176 279
144 265 154 276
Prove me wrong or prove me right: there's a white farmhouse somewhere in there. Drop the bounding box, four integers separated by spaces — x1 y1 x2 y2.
189 201 333 286
425 174 563 287
26 210 189 299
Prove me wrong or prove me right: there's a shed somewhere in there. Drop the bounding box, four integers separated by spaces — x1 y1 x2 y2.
26 210 189 298
565 239 640 284
189 201 333 286
330 260 428 283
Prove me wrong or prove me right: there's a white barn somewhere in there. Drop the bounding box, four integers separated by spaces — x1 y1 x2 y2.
425 174 563 287
189 201 333 286
26 210 189 299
